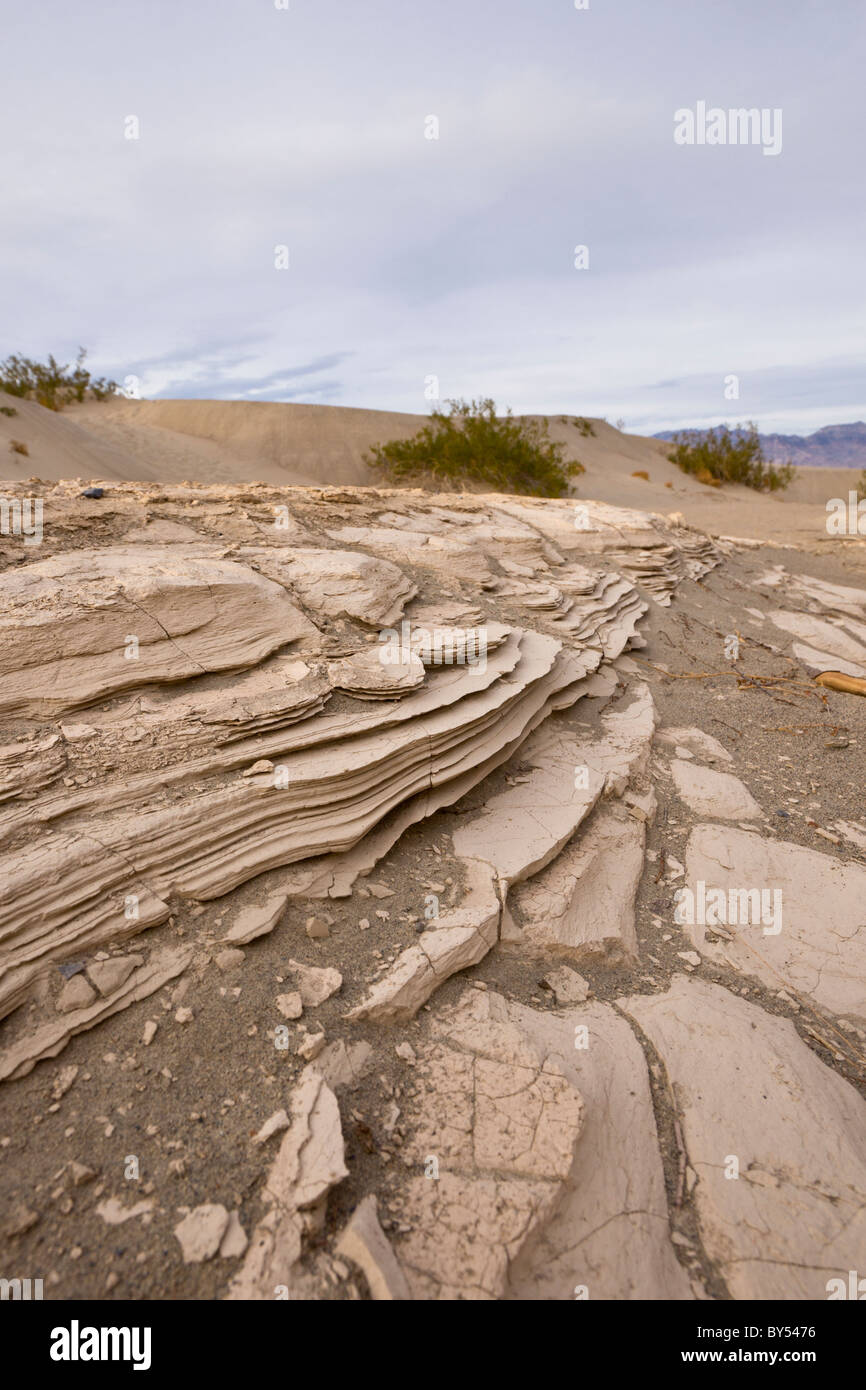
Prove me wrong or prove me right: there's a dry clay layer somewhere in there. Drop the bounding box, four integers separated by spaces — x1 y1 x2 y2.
0 546 317 716
0 631 591 1018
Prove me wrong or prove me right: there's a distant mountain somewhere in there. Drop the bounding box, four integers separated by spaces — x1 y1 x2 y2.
653 422 866 469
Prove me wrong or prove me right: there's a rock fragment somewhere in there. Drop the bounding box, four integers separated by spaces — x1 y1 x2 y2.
540 966 590 1005
336 1195 412 1301
276 992 303 1020
227 1071 347 1299
243 759 275 777
509 801 643 965
4 1204 40 1238
96 1197 155 1226
670 761 761 821
346 860 500 1022
622 976 866 1298
57 975 97 1014
174 1204 231 1263
66 1161 96 1187
288 960 342 1007
682 825 866 1021
219 1211 249 1259
252 1110 291 1146
657 726 733 764
297 1031 326 1061
87 956 140 996
214 948 245 973
308 1039 372 1088
393 989 587 1298
305 916 330 940
222 893 288 946
51 1064 79 1100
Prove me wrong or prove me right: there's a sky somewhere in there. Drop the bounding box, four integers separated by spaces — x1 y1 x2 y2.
2 0 865 435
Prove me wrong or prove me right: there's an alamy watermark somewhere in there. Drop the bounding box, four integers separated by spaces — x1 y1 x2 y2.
1 1276 43 1300
674 880 782 936
826 491 866 537
827 1270 866 1299
674 102 782 157
0 495 42 544
50 1321 151 1370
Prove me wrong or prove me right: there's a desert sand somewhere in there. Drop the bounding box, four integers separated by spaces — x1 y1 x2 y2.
1 399 865 1302
3 390 861 547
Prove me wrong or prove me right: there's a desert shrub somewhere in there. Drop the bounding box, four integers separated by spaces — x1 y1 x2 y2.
631 470 649 480
9 439 29 455
666 422 793 491
0 348 117 411
0 404 18 417
858 470 866 502
366 398 585 497
573 416 596 437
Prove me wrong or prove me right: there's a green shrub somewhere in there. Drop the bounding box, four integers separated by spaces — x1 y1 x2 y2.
0 404 18 417
666 422 793 491
572 416 596 437
0 348 117 411
366 398 584 497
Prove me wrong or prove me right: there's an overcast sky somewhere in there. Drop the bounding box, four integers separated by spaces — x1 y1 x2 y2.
3 0 864 434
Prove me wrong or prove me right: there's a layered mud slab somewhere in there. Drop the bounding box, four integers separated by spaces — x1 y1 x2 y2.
1 479 865 1301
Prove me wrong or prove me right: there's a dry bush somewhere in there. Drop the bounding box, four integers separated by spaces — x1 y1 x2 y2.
367 398 585 498
0 348 116 412
667 422 793 491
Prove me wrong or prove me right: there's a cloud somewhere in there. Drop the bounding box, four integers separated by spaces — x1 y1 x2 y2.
1 0 864 433
133 349 353 401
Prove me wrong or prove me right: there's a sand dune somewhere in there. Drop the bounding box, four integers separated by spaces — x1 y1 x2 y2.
77 398 427 487
0 391 143 482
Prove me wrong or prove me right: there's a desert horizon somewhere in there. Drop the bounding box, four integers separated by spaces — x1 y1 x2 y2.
4 385 865 543
2 0 865 1360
